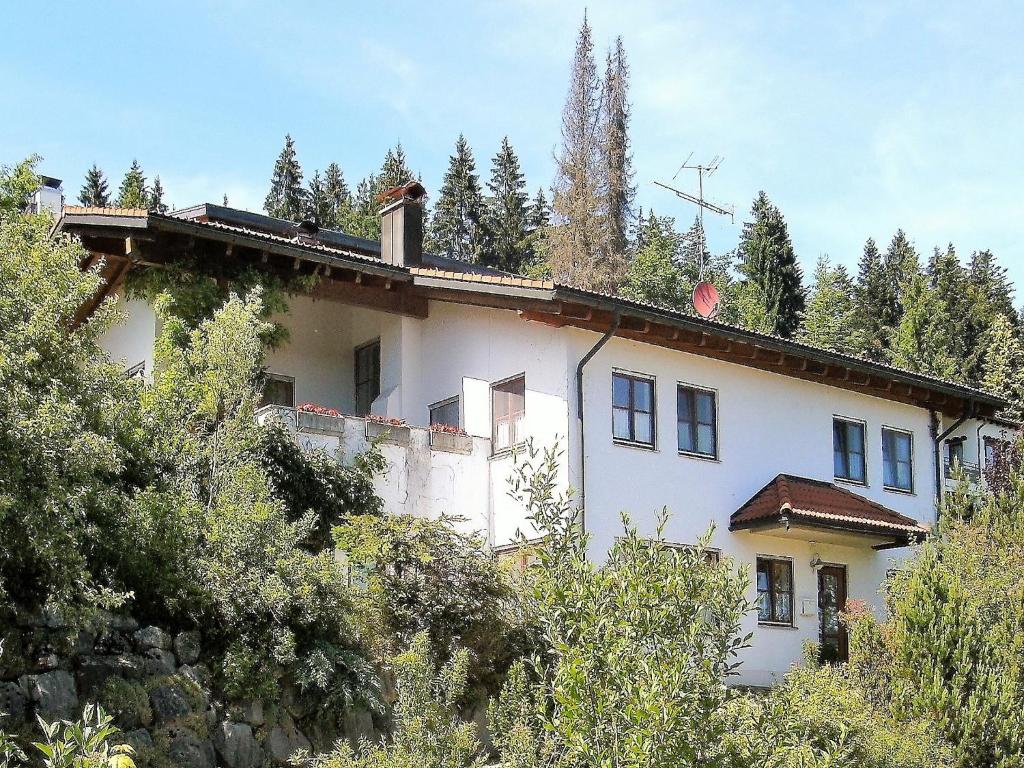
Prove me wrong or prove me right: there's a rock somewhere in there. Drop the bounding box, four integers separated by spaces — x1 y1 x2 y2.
342 708 376 751
214 721 263 768
239 700 264 727
74 630 95 656
28 670 78 719
34 653 60 672
142 648 177 676
177 664 211 689
94 630 134 655
96 611 139 633
76 654 144 694
134 626 172 651
173 632 201 665
0 681 28 724
149 684 191 724
266 719 311 765
118 728 153 754
167 727 215 768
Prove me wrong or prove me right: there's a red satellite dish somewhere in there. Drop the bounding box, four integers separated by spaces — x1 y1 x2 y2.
693 281 720 319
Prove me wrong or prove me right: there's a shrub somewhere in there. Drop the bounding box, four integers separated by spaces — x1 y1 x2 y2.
97 678 152 731
33 704 136 768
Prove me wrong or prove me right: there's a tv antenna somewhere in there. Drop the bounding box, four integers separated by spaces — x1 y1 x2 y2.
652 154 735 319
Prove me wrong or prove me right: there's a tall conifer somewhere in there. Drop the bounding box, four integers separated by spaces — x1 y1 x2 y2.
323 162 352 229
78 164 110 207
427 135 486 262
264 134 305 220
600 36 634 261
736 191 805 338
800 256 863 354
483 137 530 272
148 175 168 213
115 160 147 208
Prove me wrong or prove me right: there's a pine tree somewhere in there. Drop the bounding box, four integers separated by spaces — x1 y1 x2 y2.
378 143 416 191
927 244 972 374
528 188 551 231
115 160 148 208
735 191 805 338
600 36 634 261
306 170 331 225
323 162 352 230
799 256 863 354
545 15 608 290
348 173 380 240
78 164 110 207
853 231 919 361
148 175 168 213
982 313 1024 420
482 137 530 272
621 211 686 310
427 135 487 262
889 272 960 379
264 134 305 220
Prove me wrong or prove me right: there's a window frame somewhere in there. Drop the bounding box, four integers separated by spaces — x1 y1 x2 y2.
756 555 795 627
491 373 526 455
833 416 868 485
261 372 296 409
353 338 381 417
429 396 461 429
676 381 719 460
881 425 914 494
611 370 657 449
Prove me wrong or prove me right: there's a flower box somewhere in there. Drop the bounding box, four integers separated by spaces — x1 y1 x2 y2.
297 410 346 435
365 419 411 445
429 430 474 454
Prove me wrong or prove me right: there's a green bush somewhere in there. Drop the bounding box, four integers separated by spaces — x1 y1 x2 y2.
97 678 152 730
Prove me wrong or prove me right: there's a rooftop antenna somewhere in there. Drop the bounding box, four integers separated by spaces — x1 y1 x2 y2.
653 155 735 319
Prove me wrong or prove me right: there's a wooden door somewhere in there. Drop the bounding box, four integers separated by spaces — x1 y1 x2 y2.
818 565 848 663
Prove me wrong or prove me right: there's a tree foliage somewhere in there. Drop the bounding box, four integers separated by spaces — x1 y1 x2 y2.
426 135 486 263
78 164 110 207
114 160 147 209
482 137 531 273
799 256 864 354
265 134 306 221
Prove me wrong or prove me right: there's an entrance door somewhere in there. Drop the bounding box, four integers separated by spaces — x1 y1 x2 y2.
818 565 848 663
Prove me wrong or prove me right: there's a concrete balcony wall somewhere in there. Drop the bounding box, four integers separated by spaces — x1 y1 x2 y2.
257 406 492 538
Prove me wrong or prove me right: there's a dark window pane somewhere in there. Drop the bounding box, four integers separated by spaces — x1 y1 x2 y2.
613 373 655 446
678 386 716 457
354 341 381 416
613 374 631 408
430 398 460 428
261 375 295 408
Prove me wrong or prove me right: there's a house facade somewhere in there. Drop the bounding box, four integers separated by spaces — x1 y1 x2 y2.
58 188 1011 687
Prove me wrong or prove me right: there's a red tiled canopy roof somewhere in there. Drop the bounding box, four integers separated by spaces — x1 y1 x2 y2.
730 474 928 539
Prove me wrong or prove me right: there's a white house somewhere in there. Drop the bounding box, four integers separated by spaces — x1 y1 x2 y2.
57 185 1011 687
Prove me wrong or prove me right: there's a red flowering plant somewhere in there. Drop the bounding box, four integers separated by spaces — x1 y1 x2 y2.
297 402 341 417
366 413 406 426
429 422 468 436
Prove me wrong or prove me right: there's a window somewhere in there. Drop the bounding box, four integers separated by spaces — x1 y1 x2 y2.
354 340 381 416
126 361 146 380
492 375 525 452
882 427 913 492
677 384 717 457
261 373 295 408
833 418 866 483
948 438 965 467
612 372 655 447
756 557 794 625
984 436 1010 468
429 397 460 429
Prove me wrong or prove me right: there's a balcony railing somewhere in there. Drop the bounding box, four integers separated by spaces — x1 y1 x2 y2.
943 460 981 482
255 406 491 531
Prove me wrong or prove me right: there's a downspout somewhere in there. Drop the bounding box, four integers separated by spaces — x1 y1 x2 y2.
576 313 620 535
933 399 976 519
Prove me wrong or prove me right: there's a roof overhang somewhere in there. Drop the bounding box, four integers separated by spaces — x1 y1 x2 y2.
55 203 1008 419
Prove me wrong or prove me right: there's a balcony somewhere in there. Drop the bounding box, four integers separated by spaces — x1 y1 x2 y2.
256 406 492 534
943 460 981 483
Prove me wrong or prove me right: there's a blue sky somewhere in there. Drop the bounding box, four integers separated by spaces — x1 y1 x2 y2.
3 1 1023 292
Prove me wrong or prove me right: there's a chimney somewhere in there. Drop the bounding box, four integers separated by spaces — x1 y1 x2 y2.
293 219 319 245
379 181 426 268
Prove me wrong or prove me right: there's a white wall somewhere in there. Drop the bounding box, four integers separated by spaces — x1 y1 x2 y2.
98 294 158 376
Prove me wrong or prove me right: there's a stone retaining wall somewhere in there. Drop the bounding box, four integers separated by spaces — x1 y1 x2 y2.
0 612 379 768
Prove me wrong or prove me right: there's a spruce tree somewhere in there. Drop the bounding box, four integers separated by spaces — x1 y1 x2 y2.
927 244 972 374
349 173 380 240
799 256 863 354
853 238 891 360
735 191 805 338
264 134 305 220
427 135 487 262
306 170 331 226
378 143 416 191
483 137 530 272
78 164 110 207
982 313 1024 420
148 175 168 213
621 211 686 310
545 14 608 289
528 188 551 231
600 36 634 261
889 272 960 379
115 160 147 208
323 162 352 230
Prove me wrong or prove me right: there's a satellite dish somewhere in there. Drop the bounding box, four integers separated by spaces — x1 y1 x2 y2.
693 281 720 319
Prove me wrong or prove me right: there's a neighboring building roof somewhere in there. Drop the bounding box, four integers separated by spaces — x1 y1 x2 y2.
730 474 928 540
54 203 1008 419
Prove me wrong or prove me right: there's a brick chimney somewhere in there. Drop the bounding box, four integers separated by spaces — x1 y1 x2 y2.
379 181 426 268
